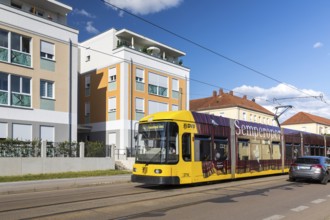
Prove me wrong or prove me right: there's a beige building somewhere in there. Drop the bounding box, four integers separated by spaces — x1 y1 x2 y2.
281 112 330 135
0 0 78 142
190 89 276 126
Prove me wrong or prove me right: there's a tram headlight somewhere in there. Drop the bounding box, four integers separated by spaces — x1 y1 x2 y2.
154 169 162 174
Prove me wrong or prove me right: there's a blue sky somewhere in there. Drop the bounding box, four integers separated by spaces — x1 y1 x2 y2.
60 0 330 121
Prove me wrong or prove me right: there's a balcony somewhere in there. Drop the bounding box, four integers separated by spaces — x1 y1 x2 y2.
11 50 31 67
115 43 183 66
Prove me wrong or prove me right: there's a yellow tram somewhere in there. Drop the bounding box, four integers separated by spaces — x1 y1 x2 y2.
131 110 329 185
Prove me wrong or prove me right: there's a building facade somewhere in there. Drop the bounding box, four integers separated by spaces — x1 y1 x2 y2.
281 112 330 135
0 0 79 142
190 89 276 126
78 29 190 156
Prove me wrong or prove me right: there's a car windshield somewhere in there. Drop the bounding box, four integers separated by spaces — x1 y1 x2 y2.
295 158 320 164
135 122 179 164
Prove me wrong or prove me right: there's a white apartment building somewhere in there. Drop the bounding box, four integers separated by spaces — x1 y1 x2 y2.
0 0 79 142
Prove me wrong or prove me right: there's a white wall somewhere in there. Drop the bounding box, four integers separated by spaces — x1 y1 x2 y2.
0 158 115 176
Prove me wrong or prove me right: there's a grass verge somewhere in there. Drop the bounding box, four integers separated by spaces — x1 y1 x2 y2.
0 170 131 183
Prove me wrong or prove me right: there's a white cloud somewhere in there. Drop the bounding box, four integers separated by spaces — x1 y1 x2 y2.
86 21 100 34
73 9 96 18
104 0 183 15
233 83 329 122
313 42 324 49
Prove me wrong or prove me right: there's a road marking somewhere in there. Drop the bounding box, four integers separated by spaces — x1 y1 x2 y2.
311 199 326 204
291 205 309 212
327 195 330 197
263 215 285 220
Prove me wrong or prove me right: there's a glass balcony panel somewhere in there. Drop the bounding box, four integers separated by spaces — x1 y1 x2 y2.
108 81 116 91
11 93 31 107
0 47 8 62
172 90 179 99
0 91 8 104
108 111 116 121
136 112 144 121
148 84 157 95
40 98 54 110
159 86 168 97
136 81 144 92
11 50 31 67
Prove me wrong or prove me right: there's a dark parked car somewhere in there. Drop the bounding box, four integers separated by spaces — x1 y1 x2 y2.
289 156 330 185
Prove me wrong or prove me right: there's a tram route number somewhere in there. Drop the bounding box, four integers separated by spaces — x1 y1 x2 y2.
184 123 195 130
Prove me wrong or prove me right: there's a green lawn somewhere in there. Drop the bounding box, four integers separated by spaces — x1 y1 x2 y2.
0 170 131 183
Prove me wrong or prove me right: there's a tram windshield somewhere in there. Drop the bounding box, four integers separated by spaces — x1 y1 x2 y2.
135 122 179 164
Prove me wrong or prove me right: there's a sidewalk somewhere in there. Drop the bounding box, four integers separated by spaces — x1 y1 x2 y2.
0 174 131 195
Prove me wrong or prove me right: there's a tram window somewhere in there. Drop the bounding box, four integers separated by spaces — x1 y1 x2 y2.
214 138 228 161
272 142 281 159
238 139 250 160
194 135 212 161
182 133 191 161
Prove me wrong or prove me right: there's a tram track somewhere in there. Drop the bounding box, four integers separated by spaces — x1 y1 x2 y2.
0 175 290 219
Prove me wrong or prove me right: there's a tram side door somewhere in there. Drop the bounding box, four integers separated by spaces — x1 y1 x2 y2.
181 133 193 183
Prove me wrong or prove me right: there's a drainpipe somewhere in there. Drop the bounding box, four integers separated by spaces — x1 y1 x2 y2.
69 39 72 143
130 58 133 157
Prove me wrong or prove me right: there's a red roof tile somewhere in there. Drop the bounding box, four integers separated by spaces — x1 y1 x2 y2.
190 90 274 115
281 112 330 126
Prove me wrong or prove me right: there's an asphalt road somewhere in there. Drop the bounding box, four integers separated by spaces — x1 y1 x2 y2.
0 175 330 220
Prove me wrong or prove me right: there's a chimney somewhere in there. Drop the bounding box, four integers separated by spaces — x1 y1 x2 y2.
229 91 233 96
243 95 247 99
219 88 224 95
212 90 217 97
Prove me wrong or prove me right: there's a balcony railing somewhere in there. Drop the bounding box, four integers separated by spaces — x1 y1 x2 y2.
11 93 31 107
11 50 31 67
0 91 8 105
108 81 116 91
136 81 144 91
0 47 8 62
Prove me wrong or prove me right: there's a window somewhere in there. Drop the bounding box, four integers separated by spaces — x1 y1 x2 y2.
136 68 144 82
135 68 144 91
11 75 31 107
11 33 30 53
10 32 31 67
182 133 191 161
172 78 179 99
135 98 144 121
85 75 90 96
108 97 116 121
13 123 32 141
242 112 246 121
109 68 116 82
85 102 90 116
0 122 8 139
194 135 212 161
0 30 8 62
108 68 116 91
172 104 178 111
85 102 90 123
148 72 168 97
40 126 54 142
148 100 168 115
40 41 54 60
40 80 54 99
0 73 8 105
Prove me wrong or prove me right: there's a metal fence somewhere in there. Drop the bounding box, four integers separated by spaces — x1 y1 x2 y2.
0 140 41 157
0 140 130 158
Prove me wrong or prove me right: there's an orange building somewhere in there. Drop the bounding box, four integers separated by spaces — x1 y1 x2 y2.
78 29 190 157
